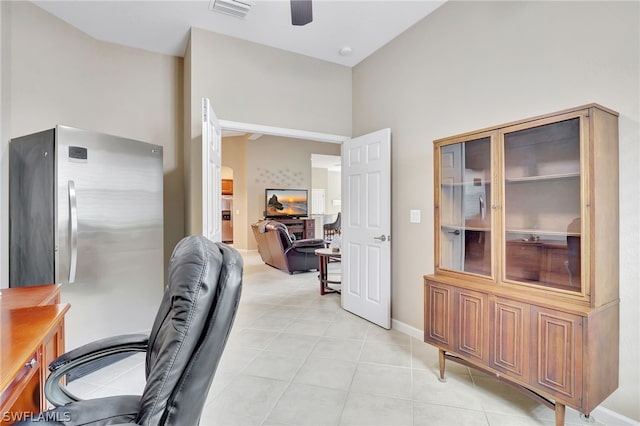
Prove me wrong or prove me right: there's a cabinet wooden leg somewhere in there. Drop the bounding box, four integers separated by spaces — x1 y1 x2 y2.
580 413 595 424
555 402 565 426
438 349 446 382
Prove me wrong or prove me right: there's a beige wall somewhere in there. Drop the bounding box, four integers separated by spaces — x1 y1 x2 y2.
353 1 639 419
221 166 233 179
246 135 340 250
185 28 352 236
326 170 341 215
2 1 184 283
312 167 328 193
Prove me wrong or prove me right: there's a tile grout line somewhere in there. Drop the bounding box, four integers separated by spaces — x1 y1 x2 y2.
258 292 344 426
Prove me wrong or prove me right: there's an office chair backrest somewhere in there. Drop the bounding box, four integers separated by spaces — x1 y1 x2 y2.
137 236 243 425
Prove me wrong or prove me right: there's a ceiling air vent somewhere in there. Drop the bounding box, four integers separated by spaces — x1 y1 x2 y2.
209 0 255 19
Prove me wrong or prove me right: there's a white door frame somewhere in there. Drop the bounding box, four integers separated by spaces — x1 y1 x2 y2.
218 120 347 145
213 121 348 242
211 119 348 242
204 118 347 243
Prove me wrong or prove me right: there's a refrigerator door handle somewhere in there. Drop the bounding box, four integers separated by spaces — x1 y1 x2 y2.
68 181 78 283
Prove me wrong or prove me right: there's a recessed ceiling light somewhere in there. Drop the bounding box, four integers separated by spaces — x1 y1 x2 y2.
339 46 353 56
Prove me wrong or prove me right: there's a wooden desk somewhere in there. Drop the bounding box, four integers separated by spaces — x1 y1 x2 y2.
0 284 62 310
315 248 341 295
0 285 68 425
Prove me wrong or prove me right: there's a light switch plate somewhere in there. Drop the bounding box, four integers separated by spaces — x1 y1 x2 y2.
410 209 421 224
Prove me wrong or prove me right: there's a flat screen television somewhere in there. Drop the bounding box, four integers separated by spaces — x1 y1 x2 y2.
265 189 308 219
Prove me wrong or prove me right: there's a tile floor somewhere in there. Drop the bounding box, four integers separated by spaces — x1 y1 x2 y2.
66 251 610 426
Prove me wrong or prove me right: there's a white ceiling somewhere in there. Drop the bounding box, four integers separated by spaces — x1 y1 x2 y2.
31 0 446 67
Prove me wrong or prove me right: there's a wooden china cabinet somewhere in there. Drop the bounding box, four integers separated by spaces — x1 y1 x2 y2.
424 104 619 426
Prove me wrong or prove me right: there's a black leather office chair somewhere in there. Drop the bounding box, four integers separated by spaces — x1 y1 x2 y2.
17 236 243 425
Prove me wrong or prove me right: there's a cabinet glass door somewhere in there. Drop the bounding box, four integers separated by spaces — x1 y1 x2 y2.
438 136 492 277
502 117 582 291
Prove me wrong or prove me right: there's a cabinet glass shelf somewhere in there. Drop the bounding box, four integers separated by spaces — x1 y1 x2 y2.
505 229 580 237
505 172 580 183
442 225 490 232
441 181 491 187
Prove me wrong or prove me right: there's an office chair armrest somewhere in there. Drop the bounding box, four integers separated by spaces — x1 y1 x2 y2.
48 334 149 372
45 334 149 407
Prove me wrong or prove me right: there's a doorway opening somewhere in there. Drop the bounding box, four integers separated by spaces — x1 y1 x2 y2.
217 120 348 251
221 166 233 244
311 154 342 239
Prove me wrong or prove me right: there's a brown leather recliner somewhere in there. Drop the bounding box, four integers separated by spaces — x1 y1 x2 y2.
252 220 325 274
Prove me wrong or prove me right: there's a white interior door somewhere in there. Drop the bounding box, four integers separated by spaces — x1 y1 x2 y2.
341 128 391 329
202 98 222 242
312 188 325 214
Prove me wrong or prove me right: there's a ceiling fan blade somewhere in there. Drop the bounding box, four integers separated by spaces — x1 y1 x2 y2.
290 0 313 26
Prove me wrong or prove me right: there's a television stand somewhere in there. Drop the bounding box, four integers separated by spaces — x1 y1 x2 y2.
273 218 315 240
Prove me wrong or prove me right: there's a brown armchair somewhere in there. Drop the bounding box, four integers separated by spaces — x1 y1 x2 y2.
252 220 325 274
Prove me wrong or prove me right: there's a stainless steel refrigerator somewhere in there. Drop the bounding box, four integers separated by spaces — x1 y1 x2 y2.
9 126 164 350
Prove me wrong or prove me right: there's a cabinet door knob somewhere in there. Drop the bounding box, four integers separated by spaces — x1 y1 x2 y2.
447 230 461 235
25 358 37 368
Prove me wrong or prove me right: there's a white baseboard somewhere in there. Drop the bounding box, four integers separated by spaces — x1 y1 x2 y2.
590 406 640 426
389 318 638 426
390 318 422 340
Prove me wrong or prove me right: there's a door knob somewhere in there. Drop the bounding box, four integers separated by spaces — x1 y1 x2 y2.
373 235 387 242
447 229 461 235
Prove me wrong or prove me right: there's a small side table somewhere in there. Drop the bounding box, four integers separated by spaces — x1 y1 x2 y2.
315 248 341 295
